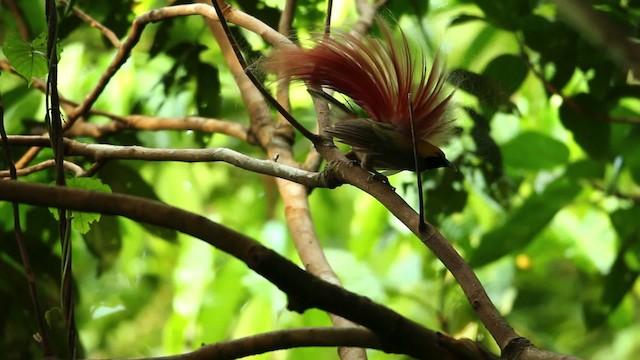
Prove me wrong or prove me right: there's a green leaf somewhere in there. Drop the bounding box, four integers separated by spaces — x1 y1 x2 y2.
424 169 468 220
473 0 536 30
501 131 570 170
2 32 62 86
449 14 485 27
48 178 112 234
451 54 527 114
83 215 122 274
586 206 640 327
98 162 177 241
559 93 611 159
469 178 581 267
482 54 529 98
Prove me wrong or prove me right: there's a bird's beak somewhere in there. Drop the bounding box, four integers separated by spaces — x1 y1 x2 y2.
424 156 457 171
445 159 457 172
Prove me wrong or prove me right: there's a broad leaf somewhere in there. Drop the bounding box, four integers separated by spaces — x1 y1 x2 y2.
3 32 62 86
501 132 570 170
470 178 581 267
49 177 112 234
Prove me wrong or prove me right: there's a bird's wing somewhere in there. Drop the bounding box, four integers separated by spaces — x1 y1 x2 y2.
325 118 391 155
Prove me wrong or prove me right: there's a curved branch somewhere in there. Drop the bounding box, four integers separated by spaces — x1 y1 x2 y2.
59 0 121 48
0 180 493 360
66 3 291 127
147 328 385 360
0 159 84 178
325 160 519 349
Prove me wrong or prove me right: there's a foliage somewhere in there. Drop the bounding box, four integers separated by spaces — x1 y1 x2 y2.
0 0 639 359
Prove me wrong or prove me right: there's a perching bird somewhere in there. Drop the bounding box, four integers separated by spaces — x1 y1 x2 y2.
265 20 455 177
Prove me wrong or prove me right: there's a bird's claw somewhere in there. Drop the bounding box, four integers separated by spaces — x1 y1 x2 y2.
347 159 360 167
368 173 395 191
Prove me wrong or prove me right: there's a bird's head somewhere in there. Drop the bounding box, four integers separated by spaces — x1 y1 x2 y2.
416 140 456 171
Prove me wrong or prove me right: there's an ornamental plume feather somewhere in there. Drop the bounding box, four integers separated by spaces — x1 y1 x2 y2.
265 20 455 173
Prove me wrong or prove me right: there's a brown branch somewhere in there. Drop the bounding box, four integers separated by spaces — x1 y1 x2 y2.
0 63 251 140
59 0 122 48
3 0 30 40
324 159 518 348
208 1 318 143
0 159 84 178
142 328 387 360
2 136 328 187
0 180 496 360
67 3 293 127
353 0 387 36
65 115 250 141
590 180 640 202
205 4 370 360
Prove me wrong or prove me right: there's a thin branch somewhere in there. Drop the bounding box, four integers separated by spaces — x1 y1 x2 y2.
59 0 122 48
0 63 251 140
275 0 296 133
46 1 77 355
2 136 328 188
144 328 386 360
324 0 333 35
0 94 54 357
353 0 387 36
65 115 250 141
0 159 84 178
67 3 293 127
590 180 640 202
324 160 521 350
3 0 30 40
210 0 320 143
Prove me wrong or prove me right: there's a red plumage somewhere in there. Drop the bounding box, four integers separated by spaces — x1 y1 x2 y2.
265 21 455 173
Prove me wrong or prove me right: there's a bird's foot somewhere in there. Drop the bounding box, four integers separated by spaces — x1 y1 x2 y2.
368 172 395 191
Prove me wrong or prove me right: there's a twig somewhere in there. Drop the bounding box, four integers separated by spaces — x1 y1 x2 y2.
353 0 387 36
141 328 387 360
4 0 30 39
275 0 296 131
45 1 77 355
0 94 54 356
59 0 122 48
324 0 333 34
0 159 84 178
0 64 251 140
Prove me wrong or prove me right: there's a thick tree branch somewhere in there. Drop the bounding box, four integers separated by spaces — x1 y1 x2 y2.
0 180 494 360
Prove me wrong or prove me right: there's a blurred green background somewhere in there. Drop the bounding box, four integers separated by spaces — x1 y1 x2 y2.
1 0 639 359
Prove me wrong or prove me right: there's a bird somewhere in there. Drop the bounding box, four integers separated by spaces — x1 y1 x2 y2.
264 20 455 179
